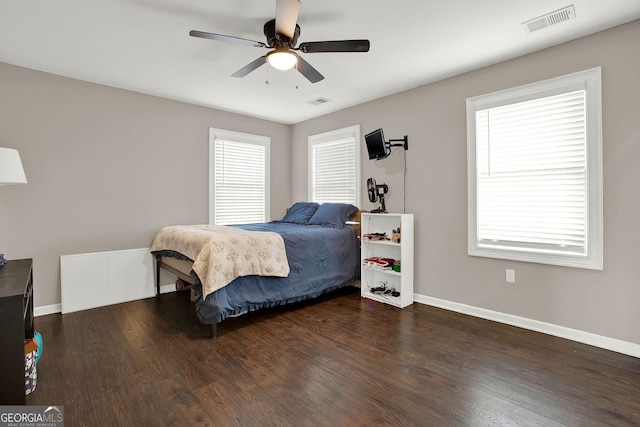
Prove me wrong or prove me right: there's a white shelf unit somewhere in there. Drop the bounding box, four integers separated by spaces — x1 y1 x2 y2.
360 213 413 308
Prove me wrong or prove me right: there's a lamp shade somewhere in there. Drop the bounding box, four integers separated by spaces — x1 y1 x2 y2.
266 50 297 71
0 148 27 185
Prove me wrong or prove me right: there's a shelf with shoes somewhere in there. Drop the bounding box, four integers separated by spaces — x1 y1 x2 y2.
360 213 413 308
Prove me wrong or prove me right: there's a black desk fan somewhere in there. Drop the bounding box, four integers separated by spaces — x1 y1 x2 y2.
367 178 388 213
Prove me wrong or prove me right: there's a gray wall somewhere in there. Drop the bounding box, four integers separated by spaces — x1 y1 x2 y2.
292 20 640 345
2 19 639 347
0 64 291 307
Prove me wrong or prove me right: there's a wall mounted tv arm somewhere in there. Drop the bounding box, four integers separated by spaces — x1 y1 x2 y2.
387 136 408 151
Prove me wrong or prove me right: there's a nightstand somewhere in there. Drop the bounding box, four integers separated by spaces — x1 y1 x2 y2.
0 258 34 404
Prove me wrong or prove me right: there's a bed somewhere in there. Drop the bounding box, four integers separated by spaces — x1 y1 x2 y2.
150 202 362 338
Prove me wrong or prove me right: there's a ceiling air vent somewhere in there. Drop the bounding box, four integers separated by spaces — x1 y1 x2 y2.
522 5 576 33
307 97 331 106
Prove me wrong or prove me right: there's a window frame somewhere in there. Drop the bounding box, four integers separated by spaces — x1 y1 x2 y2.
209 128 270 225
466 67 603 270
308 125 361 207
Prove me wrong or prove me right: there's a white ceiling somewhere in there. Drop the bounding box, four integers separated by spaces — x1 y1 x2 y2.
1 1 639 125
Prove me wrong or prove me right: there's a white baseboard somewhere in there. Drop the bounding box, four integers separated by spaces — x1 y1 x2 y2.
159 284 176 294
35 304 62 317
35 285 637 357
414 293 640 359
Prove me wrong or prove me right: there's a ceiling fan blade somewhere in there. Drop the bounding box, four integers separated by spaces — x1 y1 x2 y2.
189 30 267 48
298 40 370 53
275 0 300 39
292 52 324 83
231 56 267 78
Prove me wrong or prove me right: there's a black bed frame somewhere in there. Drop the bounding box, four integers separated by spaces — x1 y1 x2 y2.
153 253 218 339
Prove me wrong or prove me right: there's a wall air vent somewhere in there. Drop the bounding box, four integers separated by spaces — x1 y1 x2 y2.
522 5 576 33
307 97 331 106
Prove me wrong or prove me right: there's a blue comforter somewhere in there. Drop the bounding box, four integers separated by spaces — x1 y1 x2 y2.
194 222 360 324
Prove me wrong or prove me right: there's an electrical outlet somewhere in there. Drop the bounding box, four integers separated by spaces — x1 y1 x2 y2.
506 269 515 283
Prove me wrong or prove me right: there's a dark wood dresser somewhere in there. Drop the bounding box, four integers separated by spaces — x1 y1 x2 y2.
0 258 34 404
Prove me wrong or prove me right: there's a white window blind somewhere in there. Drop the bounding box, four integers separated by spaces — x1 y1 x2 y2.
312 138 357 203
309 125 361 206
467 67 603 269
209 129 269 225
476 90 587 253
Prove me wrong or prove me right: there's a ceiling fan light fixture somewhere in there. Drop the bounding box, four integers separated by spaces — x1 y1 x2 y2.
266 49 297 70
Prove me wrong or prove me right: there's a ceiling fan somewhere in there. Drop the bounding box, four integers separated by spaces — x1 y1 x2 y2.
189 0 370 83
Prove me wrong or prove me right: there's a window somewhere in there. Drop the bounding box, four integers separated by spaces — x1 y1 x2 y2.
209 128 270 225
308 125 361 206
466 68 603 269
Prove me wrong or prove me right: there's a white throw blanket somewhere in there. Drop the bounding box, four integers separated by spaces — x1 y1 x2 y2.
151 224 289 299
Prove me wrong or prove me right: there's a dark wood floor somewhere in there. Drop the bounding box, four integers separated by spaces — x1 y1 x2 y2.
28 287 640 426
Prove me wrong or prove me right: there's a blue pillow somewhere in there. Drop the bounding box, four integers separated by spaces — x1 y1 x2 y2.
279 202 319 224
307 203 359 228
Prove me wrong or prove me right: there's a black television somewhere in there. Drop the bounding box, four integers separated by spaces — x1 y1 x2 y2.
365 128 389 160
